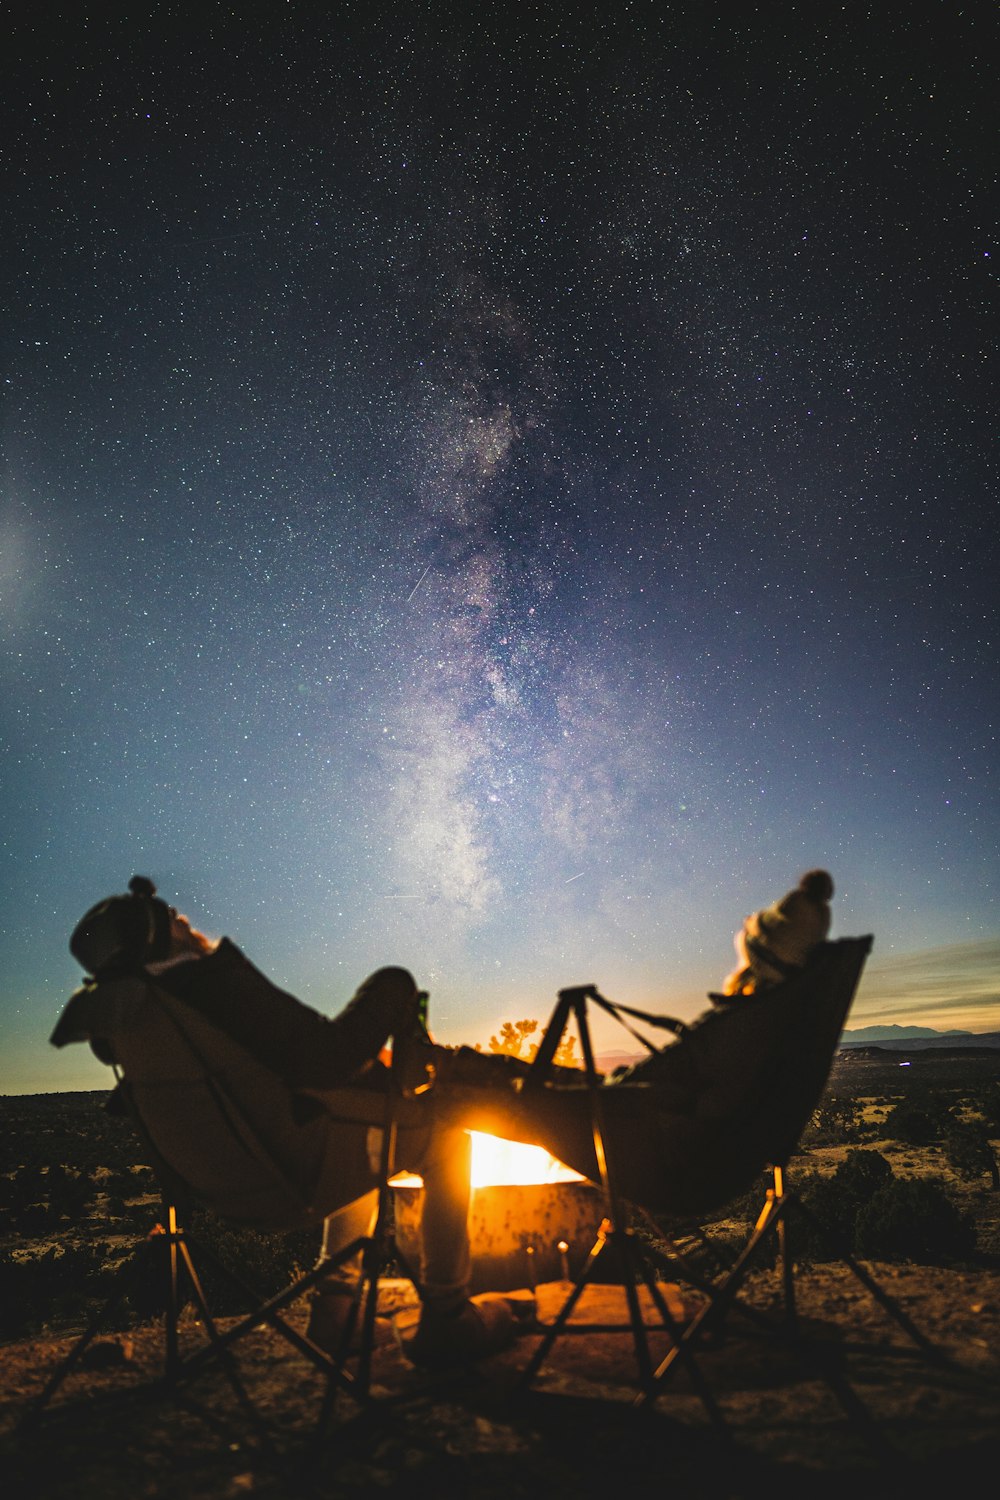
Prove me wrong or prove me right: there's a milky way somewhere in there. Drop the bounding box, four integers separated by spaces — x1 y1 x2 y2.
2 6 997 1090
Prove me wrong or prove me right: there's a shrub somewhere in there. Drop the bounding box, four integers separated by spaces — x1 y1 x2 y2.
747 1151 975 1268
0 1243 118 1340
942 1119 999 1189
787 1150 895 1264
153 1213 320 1318
855 1178 977 1264
833 1148 895 1198
802 1097 864 1147
971 1083 1000 1132
882 1099 950 1146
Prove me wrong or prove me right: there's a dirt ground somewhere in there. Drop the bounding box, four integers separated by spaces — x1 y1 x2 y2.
2 1265 1000 1500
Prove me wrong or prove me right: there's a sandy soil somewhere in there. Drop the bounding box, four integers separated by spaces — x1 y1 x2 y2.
3 1265 999 1500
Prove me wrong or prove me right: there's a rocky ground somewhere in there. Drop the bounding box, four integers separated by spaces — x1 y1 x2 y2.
2 1265 999 1500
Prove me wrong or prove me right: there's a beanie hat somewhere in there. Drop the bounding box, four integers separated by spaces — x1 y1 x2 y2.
798 869 834 902
69 875 173 977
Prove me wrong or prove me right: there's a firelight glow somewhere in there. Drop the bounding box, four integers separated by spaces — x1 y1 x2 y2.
391 1132 585 1191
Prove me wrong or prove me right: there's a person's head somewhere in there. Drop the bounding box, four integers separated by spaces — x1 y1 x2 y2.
70 875 214 979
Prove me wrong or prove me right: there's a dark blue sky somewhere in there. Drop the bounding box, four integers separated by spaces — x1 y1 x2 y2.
3 4 997 1092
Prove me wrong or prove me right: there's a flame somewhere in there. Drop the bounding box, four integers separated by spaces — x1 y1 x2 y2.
469 1132 584 1187
390 1131 585 1190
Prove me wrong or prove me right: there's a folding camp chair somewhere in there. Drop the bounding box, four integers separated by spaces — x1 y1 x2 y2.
514 938 940 1441
29 975 425 1430
515 980 728 1425
643 936 939 1400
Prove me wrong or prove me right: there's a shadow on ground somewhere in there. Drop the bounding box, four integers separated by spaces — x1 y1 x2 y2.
3 1270 1000 1499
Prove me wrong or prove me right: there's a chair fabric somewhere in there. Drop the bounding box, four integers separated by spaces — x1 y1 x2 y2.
448 938 873 1220
51 973 422 1230
626 934 874 1213
35 973 426 1425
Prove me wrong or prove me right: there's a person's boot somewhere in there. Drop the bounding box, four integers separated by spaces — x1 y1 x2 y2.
401 1293 517 1368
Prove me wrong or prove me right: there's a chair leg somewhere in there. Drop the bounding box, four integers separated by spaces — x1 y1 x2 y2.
644 1182 935 1458
787 1196 943 1362
773 1166 798 1334
517 1223 613 1388
175 1231 366 1396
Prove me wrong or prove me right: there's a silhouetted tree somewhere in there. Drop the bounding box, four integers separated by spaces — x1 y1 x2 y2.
801 1096 862 1147
792 1150 896 1262
480 1018 579 1069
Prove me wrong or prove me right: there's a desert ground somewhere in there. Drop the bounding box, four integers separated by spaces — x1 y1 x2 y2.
3 1056 1000 1498
2 1265 1000 1499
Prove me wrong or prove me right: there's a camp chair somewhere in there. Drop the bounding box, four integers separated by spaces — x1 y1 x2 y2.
29 974 425 1430
515 938 939 1440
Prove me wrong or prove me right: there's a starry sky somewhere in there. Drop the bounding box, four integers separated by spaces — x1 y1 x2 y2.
3 4 998 1094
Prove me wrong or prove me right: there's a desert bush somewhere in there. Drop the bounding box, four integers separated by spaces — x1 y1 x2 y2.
168 1213 321 1317
855 1178 977 1263
0 1243 118 1340
943 1118 1000 1189
972 1082 1000 1131
883 1098 951 1146
791 1151 895 1263
833 1147 895 1197
747 1151 976 1268
801 1096 864 1147
45 1165 97 1224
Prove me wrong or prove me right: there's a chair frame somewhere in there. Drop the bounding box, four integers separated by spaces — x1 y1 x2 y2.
26 1004 422 1432
514 942 943 1448
516 983 725 1425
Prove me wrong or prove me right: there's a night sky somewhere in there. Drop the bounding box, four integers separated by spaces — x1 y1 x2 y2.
3 4 998 1094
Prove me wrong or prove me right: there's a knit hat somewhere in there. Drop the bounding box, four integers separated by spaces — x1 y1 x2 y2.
69 875 173 977
798 869 834 902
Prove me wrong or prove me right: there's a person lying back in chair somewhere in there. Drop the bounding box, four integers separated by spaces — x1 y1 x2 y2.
434 869 866 1220
720 869 835 998
51 876 518 1369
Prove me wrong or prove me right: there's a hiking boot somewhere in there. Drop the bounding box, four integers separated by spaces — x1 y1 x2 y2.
305 1284 361 1358
402 1293 517 1368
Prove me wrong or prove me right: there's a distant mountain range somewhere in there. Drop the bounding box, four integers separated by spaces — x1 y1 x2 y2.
839 1023 1000 1051
595 1024 1000 1072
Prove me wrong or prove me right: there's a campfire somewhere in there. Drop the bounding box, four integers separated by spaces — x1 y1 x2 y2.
392 1133 600 1292
469 1132 585 1188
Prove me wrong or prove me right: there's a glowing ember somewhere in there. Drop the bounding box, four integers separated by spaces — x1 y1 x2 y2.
390 1132 584 1190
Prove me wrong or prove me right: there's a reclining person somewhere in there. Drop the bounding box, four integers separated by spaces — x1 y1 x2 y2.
435 868 843 1216
51 876 517 1368
720 869 834 998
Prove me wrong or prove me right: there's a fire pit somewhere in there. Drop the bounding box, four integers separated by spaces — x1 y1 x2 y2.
392 1134 604 1293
